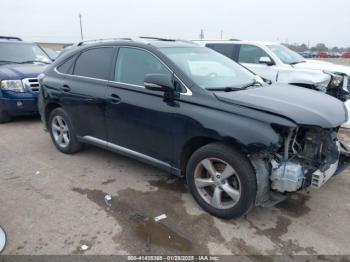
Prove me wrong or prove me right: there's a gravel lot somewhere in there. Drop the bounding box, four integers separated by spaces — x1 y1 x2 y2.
0 117 350 255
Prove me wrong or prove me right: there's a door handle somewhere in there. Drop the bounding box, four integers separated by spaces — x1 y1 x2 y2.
109 94 121 104
62 84 71 92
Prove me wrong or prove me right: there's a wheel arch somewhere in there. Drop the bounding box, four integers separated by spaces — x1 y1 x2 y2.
44 102 62 127
179 135 248 176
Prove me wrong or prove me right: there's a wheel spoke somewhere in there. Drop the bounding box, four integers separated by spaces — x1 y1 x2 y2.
195 178 215 188
57 117 64 127
211 187 222 208
52 123 60 131
57 134 63 144
200 159 217 177
221 165 235 180
62 133 69 144
222 183 240 202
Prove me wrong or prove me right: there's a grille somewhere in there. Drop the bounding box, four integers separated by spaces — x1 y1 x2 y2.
22 78 40 92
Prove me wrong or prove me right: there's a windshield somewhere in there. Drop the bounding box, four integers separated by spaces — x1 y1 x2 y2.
0 42 51 64
159 47 255 89
267 45 305 65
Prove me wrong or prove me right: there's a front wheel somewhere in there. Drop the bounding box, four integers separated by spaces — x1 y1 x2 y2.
186 143 257 219
49 108 83 154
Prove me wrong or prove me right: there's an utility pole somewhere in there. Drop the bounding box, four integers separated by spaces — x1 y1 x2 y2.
79 13 84 41
220 30 223 40
199 29 204 40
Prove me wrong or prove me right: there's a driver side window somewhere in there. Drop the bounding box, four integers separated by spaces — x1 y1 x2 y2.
238 44 270 64
114 47 171 86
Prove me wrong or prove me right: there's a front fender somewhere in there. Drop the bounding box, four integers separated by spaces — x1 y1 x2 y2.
277 68 331 88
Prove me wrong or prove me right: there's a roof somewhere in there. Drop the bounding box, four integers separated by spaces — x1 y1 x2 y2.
193 39 280 46
75 36 200 49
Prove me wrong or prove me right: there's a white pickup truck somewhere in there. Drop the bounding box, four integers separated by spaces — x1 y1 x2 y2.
195 40 350 127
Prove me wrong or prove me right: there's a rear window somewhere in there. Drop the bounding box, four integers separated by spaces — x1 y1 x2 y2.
73 47 114 80
57 56 76 74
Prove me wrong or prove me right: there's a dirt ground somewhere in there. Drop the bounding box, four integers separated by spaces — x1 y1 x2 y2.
313 58 350 66
0 118 350 256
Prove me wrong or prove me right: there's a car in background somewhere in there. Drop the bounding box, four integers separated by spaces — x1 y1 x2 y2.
319 51 330 58
195 40 350 127
43 47 59 61
342 52 350 59
39 37 350 219
0 36 52 123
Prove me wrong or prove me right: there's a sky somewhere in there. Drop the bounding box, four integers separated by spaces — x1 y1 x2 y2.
1 0 349 47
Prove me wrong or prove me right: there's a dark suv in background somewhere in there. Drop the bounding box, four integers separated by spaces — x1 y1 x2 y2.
39 37 350 219
0 36 52 123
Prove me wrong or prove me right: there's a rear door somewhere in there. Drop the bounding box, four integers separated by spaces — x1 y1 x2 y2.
59 46 115 140
237 44 278 81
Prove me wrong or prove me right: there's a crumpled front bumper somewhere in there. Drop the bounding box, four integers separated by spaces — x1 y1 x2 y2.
311 141 350 188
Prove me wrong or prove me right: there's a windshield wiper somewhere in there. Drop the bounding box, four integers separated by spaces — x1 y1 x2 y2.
206 80 262 92
0 60 21 64
18 60 50 64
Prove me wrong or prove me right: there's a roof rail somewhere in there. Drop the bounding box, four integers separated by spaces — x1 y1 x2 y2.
139 36 176 42
0 36 22 41
229 38 241 41
77 38 132 46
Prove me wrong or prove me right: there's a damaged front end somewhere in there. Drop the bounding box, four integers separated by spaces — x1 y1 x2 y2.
251 126 350 207
324 72 350 102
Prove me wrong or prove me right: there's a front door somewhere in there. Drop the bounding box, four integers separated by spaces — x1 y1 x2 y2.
237 44 278 82
105 47 178 168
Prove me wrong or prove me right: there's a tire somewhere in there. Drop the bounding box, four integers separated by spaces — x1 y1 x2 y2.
48 108 83 154
0 110 11 124
186 142 257 219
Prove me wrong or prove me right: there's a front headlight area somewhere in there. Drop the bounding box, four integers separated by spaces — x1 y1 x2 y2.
329 74 344 88
0 80 25 93
270 126 340 193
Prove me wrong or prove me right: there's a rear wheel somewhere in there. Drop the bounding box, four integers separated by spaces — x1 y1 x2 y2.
0 110 11 124
49 108 83 154
186 143 257 219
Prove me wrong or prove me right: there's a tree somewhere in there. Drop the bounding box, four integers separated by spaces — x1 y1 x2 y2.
331 47 340 52
315 43 328 52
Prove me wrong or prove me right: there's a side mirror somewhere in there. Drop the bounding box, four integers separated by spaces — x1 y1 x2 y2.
144 74 177 102
259 56 274 66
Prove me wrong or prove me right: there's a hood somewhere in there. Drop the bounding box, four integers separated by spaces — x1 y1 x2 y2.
277 67 331 86
0 63 47 80
214 84 347 128
293 60 350 75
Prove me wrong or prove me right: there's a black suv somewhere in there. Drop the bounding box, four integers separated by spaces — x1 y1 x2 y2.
39 37 350 219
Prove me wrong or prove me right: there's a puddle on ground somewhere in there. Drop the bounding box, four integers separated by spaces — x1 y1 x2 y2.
246 215 316 254
276 193 311 218
72 182 193 253
72 177 317 255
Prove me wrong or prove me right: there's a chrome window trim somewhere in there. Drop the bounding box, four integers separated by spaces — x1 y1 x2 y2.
112 46 192 96
82 136 172 169
54 45 192 96
54 67 109 83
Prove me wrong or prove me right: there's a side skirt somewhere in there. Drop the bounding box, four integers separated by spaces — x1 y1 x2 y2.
78 136 182 177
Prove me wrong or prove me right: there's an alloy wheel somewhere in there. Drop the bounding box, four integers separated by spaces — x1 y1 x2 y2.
51 115 70 148
194 158 241 209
